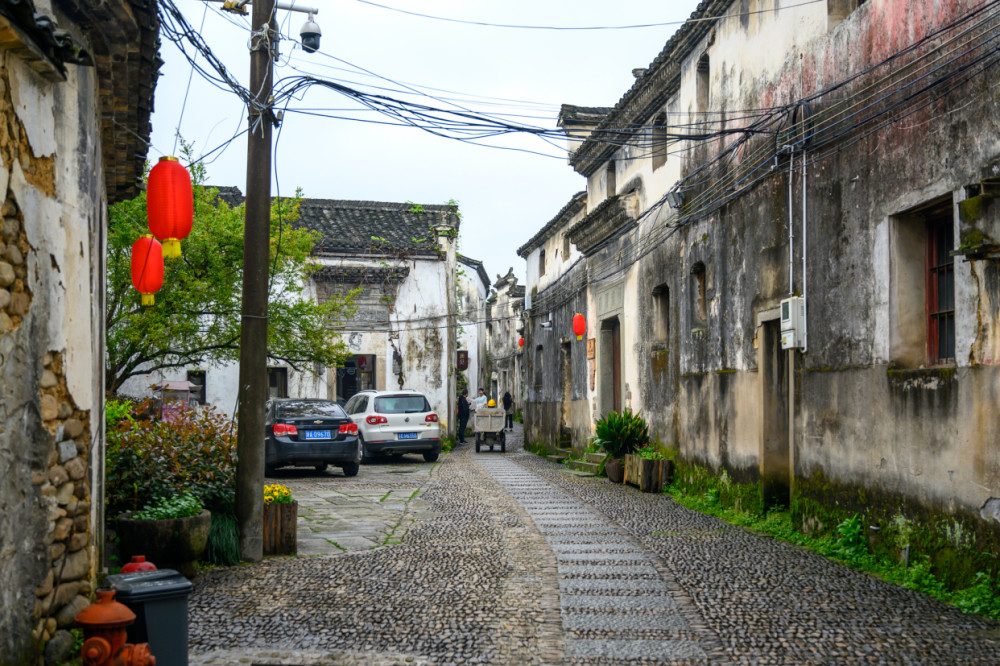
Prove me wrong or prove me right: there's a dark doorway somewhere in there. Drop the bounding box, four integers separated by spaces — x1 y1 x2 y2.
760 320 790 510
599 317 622 415
560 341 572 431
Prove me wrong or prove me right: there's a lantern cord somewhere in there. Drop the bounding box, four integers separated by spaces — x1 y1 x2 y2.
174 2 209 156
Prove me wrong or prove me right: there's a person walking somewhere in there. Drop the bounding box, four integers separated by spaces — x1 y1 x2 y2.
475 387 488 412
502 391 514 431
456 388 470 444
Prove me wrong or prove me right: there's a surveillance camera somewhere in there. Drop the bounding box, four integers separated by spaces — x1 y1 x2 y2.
300 14 321 53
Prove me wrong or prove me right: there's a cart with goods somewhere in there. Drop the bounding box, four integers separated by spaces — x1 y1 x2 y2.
474 407 506 453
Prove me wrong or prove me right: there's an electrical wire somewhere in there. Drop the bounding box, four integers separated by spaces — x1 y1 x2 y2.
350 0 825 31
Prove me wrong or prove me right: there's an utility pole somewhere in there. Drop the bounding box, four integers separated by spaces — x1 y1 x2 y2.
235 0 275 562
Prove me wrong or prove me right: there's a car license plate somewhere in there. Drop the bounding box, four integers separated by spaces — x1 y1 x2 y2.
305 430 331 440
397 432 418 440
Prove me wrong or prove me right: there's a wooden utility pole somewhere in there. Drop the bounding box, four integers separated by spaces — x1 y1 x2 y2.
235 0 275 562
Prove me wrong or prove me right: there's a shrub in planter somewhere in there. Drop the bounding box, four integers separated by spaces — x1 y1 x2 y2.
106 400 238 566
263 483 297 556
595 409 649 459
106 401 236 516
117 492 211 578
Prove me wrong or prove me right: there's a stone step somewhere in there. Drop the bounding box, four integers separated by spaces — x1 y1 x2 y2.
585 452 607 464
546 453 568 464
565 459 601 475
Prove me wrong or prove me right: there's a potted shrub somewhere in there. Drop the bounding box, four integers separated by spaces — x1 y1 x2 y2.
116 491 211 578
263 483 297 556
105 400 240 568
595 409 648 484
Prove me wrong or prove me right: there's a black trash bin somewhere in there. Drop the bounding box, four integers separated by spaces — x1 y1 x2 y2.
106 568 193 666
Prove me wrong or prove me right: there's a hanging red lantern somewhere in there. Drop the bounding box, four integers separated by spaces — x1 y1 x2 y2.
146 156 193 258
518 337 525 348
573 313 586 340
131 235 163 306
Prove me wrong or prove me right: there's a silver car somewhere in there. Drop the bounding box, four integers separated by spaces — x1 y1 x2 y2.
344 390 441 463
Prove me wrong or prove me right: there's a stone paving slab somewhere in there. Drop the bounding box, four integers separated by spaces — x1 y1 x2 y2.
557 564 661 577
562 612 690 632
564 638 707 660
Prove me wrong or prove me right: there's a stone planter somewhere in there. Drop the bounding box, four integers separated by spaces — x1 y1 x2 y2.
605 458 625 484
263 501 297 556
116 509 211 578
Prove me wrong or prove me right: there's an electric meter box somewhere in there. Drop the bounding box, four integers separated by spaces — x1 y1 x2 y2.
780 296 806 350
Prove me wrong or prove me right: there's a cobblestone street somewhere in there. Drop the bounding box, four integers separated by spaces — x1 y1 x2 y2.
189 425 1000 665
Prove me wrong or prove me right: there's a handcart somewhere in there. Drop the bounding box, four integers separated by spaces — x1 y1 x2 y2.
474 407 506 453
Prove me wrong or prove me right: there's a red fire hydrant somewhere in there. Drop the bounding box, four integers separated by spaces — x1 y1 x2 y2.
74 588 156 666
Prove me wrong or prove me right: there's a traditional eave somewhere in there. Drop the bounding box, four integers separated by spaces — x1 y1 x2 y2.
312 265 410 284
566 195 635 256
458 253 490 291
568 0 729 177
516 191 586 258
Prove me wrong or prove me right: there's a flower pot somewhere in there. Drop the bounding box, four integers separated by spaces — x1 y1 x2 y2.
263 501 297 556
116 509 211 578
605 457 625 484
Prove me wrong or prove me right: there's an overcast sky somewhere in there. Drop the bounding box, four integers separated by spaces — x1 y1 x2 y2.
149 0 702 286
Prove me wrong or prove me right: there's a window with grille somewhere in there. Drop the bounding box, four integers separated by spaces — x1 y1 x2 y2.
927 218 955 364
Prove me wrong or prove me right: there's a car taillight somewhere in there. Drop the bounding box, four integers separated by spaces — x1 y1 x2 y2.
273 423 298 436
339 423 358 434
366 415 387 425
425 413 438 423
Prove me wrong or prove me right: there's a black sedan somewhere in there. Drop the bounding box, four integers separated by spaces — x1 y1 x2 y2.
264 398 361 476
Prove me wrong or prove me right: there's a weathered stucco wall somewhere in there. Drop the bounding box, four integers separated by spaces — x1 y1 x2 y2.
525 0 1000 552
0 45 106 659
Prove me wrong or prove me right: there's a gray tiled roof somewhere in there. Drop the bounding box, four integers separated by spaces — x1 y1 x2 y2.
297 199 457 255
208 188 458 256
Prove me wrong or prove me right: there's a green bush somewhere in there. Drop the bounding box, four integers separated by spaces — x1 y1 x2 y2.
205 512 241 566
129 491 203 520
594 409 648 459
106 401 237 519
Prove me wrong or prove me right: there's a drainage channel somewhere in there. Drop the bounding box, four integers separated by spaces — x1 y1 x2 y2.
475 457 708 662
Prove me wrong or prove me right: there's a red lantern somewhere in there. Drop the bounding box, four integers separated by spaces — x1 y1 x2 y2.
518 337 525 348
131 235 163 306
573 313 586 340
147 156 193 258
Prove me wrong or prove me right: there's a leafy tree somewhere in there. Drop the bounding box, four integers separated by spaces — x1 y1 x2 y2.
106 158 356 394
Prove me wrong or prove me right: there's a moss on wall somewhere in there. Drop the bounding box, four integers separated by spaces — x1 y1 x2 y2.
793 470 1000 589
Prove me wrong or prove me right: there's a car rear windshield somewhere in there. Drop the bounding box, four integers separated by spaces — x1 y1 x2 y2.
374 395 431 414
276 401 346 419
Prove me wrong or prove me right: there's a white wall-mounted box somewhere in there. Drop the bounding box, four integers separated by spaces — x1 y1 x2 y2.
780 296 806 350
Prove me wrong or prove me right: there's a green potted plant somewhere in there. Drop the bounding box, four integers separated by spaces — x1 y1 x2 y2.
116 491 211 578
595 409 648 484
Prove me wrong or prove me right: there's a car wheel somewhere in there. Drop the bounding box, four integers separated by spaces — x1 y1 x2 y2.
342 462 360 477
360 435 373 463
501 431 506 453
423 450 439 463
315 463 329 473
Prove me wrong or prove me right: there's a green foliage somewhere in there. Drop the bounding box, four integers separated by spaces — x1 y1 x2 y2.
105 147 355 393
524 440 552 457
440 435 456 454
105 401 236 518
836 515 869 562
513 411 523 423
129 491 202 521
594 409 648 459
205 512 241 566
667 470 1000 621
105 399 134 430
634 445 666 460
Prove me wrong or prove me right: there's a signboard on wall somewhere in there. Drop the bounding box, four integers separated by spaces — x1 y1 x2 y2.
586 338 596 360
456 350 469 371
